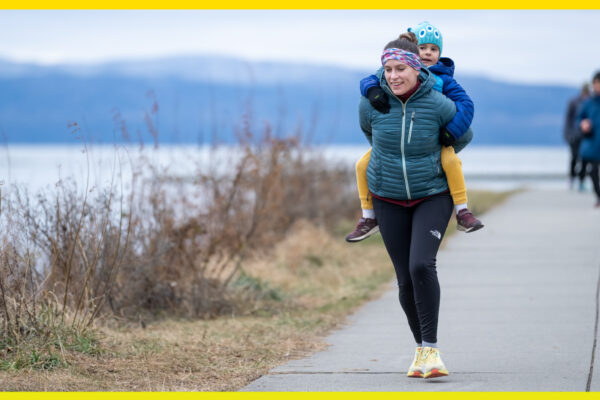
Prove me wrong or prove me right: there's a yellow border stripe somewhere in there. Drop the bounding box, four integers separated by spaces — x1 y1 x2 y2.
3 393 600 399
2 1 600 8
0 5 599 400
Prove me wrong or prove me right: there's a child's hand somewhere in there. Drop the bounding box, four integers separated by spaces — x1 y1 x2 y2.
439 129 456 146
367 87 390 114
581 119 592 134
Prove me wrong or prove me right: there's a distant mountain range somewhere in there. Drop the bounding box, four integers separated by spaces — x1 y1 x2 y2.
0 55 579 146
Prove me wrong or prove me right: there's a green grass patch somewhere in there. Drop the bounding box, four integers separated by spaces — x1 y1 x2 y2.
233 271 285 302
0 304 104 371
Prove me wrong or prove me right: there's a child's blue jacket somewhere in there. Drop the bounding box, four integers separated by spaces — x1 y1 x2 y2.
359 57 474 140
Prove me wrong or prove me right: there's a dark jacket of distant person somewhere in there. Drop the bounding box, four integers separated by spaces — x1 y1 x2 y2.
578 95 600 161
564 94 587 145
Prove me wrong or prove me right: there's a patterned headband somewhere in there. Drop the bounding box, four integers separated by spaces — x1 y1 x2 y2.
381 48 421 71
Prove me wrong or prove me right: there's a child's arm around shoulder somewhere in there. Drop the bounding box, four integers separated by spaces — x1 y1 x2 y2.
440 74 474 140
359 67 385 96
435 91 472 153
360 67 391 114
360 74 380 97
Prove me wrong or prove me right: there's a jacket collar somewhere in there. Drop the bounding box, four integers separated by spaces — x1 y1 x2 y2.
428 57 455 77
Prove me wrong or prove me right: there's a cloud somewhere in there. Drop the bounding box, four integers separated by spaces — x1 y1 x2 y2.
0 10 598 85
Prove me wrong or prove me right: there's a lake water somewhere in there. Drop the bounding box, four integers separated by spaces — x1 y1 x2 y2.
0 144 575 194
322 145 571 191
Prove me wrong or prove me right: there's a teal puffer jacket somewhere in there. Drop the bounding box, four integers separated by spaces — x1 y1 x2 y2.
359 67 473 200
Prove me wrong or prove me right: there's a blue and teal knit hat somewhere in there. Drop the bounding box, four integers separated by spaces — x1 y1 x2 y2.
408 21 443 55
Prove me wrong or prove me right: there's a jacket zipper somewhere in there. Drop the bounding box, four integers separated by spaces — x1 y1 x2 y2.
382 83 420 200
400 104 410 199
408 111 415 144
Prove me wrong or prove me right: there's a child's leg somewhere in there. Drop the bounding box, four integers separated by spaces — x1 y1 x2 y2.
356 149 374 216
440 145 467 208
441 146 484 232
346 148 380 242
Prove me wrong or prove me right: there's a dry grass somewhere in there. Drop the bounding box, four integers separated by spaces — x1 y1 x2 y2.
0 100 518 390
0 187 514 391
0 221 394 391
0 128 357 373
0 317 328 391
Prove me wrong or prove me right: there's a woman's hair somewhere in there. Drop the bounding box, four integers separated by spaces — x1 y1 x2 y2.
398 31 419 45
383 38 419 55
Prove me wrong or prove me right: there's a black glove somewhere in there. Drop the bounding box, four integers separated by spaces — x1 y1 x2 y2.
439 129 456 146
367 86 390 114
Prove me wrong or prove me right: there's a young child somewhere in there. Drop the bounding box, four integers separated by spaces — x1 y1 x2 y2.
346 21 484 243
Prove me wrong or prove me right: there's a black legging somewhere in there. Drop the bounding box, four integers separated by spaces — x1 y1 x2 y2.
373 193 453 344
570 140 588 181
589 161 600 200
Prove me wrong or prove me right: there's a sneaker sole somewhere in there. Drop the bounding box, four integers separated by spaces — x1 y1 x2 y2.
407 372 423 378
457 223 484 233
424 368 449 379
345 226 380 243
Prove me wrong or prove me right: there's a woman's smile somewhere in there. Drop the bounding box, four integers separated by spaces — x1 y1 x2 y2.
390 80 408 93
384 59 419 97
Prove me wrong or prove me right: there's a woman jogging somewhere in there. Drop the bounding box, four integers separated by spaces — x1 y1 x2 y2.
359 36 472 378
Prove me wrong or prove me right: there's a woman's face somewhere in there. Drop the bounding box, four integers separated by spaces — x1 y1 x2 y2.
384 60 420 96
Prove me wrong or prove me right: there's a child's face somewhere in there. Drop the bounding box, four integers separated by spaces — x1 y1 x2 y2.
418 44 440 67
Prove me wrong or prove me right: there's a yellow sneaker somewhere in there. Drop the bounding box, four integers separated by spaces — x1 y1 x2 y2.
422 346 449 379
407 347 424 378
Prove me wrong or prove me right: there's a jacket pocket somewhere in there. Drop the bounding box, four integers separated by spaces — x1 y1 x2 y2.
407 111 415 144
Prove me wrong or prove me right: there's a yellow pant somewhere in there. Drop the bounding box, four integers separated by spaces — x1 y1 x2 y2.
356 146 468 209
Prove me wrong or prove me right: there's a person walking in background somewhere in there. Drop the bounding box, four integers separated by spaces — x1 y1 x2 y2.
564 83 590 191
346 21 482 243
578 72 600 207
359 36 472 378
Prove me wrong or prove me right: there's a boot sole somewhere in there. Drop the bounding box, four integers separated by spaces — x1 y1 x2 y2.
457 223 484 233
424 368 449 379
345 226 380 242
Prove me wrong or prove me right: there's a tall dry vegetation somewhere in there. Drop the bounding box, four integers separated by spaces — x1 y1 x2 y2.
0 110 357 368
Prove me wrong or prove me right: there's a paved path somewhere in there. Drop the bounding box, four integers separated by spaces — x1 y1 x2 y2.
242 189 600 391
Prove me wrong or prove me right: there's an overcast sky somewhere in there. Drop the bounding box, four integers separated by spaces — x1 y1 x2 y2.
0 10 598 86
